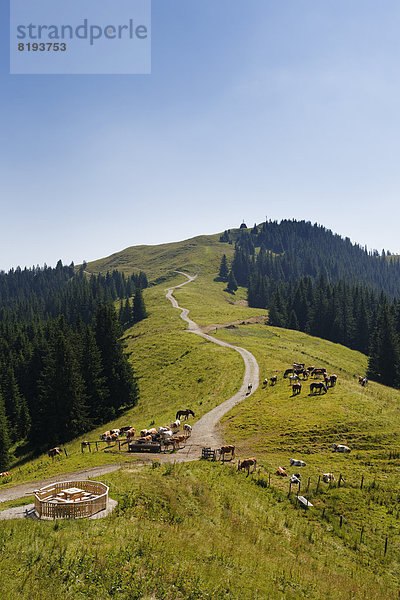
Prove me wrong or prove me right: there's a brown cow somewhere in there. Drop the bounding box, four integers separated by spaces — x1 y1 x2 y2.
219 445 235 461
276 466 287 476
238 458 257 475
126 428 136 441
48 447 61 458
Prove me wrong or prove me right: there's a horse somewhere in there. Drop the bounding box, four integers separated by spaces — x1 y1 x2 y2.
311 368 327 378
176 409 195 421
310 382 327 394
292 381 302 395
238 458 257 475
219 445 235 461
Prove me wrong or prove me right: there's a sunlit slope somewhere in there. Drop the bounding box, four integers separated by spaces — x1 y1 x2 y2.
85 232 237 280
1 462 397 600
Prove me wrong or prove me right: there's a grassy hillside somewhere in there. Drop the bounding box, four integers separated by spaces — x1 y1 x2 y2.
1 462 398 600
1 233 399 597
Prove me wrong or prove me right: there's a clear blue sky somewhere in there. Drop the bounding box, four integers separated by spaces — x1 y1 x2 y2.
1 0 400 270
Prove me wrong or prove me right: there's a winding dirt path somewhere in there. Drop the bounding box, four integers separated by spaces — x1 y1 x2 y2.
0 272 259 510
165 271 259 452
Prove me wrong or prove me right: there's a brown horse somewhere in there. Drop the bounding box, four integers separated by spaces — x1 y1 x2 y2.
176 409 195 421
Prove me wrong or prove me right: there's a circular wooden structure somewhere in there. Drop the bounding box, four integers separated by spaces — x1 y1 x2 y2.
34 480 108 520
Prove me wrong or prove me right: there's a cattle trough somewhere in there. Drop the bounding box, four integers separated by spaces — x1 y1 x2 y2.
34 480 109 520
128 441 162 453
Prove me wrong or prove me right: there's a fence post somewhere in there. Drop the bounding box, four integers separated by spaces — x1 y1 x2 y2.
288 481 292 496
322 507 325 519
96 442 98 452
360 475 364 490
89 443 91 453
340 515 343 527
64 448 68 458
316 475 321 493
118 441 121 452
306 477 310 493
268 473 271 487
384 536 388 555
338 473 342 487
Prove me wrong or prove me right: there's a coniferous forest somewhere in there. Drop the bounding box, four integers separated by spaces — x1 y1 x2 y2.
0 262 148 469
220 219 400 390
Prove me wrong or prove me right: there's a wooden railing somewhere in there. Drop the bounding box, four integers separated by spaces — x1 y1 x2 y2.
34 480 109 520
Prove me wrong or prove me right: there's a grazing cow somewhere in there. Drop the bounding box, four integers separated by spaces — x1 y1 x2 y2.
292 381 302 395
183 423 192 436
219 445 235 461
270 375 277 385
263 378 268 387
110 429 120 436
0 472 10 477
160 429 173 439
247 383 253 395
158 426 171 434
310 382 327 394
176 409 195 421
322 473 335 483
361 377 368 387
147 428 157 435
100 431 111 440
290 474 301 484
81 441 90 451
140 429 148 437
126 428 136 441
329 374 337 386
238 458 257 475
119 425 134 433
276 466 287 476
289 374 299 385
332 444 351 453
290 458 306 467
48 447 61 458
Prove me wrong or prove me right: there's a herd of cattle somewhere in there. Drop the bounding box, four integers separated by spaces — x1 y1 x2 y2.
90 410 195 452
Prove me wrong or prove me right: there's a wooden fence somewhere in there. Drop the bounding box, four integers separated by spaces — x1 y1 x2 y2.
34 480 108 520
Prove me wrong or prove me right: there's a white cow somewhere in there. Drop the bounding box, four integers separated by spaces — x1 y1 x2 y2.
332 444 351 453
290 458 307 467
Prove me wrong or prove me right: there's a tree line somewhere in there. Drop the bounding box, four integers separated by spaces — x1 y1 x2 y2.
218 219 400 390
0 262 148 470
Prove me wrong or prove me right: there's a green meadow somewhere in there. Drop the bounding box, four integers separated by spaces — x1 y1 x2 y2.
0 462 398 600
1 235 399 597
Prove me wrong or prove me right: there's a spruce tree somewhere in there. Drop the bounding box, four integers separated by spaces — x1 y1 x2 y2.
227 270 238 293
0 392 10 471
95 304 139 414
132 288 147 324
218 254 229 281
367 303 400 387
